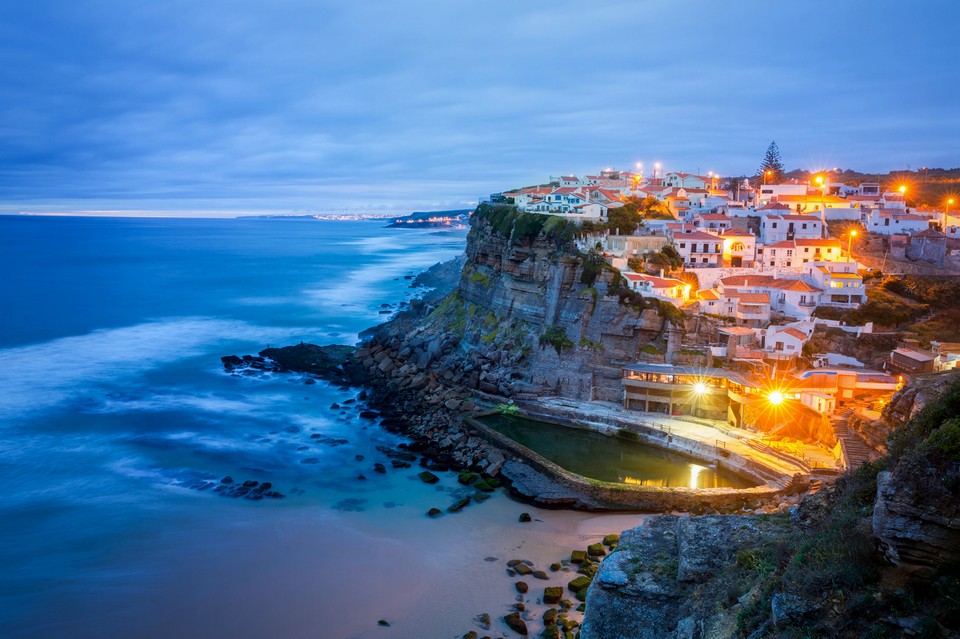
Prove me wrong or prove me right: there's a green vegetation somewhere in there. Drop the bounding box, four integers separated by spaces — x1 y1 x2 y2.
757 140 785 183
578 337 603 352
645 245 683 271
496 402 520 415
468 270 491 286
539 325 574 356
579 248 608 286
473 202 576 247
640 344 661 356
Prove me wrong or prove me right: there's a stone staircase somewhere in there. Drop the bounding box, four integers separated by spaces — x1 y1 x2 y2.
833 419 876 470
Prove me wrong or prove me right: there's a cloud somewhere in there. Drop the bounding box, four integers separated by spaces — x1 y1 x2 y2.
0 0 958 215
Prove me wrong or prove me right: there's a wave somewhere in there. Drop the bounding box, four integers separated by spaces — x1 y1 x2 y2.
0 318 306 421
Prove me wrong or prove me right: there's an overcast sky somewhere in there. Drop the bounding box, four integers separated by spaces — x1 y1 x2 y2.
1 0 958 216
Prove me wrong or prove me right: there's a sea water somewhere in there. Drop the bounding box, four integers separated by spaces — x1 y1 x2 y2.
0 216 646 639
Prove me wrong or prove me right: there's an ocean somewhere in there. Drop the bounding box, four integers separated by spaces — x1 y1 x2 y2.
0 216 642 639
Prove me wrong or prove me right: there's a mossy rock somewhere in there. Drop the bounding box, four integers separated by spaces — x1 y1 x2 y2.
463 632 478 639
577 563 598 578
543 586 563 605
558 599 572 610
504 612 528 635
473 491 490 502
519 512 532 523
427 507 442 517
458 471 480 485
567 576 591 593
515 581 529 594
540 626 561 639
543 608 558 626
474 477 500 492
447 496 471 513
570 550 586 563
586 543 606 557
602 534 620 547
514 563 533 576
574 588 588 602
576 603 585 612
549 563 561 572
532 570 549 580
417 471 440 484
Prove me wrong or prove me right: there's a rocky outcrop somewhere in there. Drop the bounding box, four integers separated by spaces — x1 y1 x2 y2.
872 470 960 574
581 515 780 639
221 343 356 382
883 370 960 429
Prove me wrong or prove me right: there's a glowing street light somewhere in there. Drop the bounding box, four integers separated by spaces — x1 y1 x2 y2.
767 391 784 406
899 184 907 195
947 198 954 216
694 382 707 395
846 229 858 259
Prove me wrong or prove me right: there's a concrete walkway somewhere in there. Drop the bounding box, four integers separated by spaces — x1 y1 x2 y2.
526 397 835 479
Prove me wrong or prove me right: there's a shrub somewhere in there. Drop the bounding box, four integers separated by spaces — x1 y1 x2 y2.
539 325 574 356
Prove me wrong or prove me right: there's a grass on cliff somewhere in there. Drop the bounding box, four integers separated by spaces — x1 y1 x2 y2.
473 202 576 247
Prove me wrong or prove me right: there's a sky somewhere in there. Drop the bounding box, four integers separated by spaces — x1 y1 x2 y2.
1 0 959 216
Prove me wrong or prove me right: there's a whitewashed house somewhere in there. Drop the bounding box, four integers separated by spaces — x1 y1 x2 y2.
863 208 931 235
759 214 823 244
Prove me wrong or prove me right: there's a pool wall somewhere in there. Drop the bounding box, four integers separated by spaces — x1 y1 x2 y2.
463 408 808 512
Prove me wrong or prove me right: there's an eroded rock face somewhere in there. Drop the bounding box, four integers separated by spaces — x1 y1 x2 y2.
872 470 960 574
581 515 774 639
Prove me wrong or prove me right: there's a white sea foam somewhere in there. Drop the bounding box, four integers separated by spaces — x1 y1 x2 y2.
0 318 306 421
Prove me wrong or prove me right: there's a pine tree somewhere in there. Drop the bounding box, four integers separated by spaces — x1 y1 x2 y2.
758 141 785 183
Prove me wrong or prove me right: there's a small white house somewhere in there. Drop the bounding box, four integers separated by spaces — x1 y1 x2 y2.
759 214 823 244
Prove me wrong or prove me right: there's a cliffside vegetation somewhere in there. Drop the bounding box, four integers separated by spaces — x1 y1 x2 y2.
473 202 576 248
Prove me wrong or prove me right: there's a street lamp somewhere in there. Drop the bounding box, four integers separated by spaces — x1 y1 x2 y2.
947 198 954 216
767 391 784 406
654 162 661 179
694 382 707 394
846 229 858 259
899 185 907 195
764 170 772 185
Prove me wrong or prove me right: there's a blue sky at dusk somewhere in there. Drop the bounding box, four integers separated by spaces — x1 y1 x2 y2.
1 0 958 216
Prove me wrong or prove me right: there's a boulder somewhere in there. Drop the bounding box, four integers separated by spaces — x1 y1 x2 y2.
543 586 563 605
417 471 440 484
503 612 528 636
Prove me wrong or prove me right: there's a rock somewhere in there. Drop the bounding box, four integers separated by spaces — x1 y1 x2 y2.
458 471 480 485
463 632 477 639
539 627 561 639
532 570 549 580
220 476 233 484
377 619 390 627
474 612 491 630
543 586 563 605
602 534 620 547
770 592 813 626
417 471 440 484
570 550 586 564
519 512 532 523
567 576 591 593
330 403 340 409
587 543 606 557
448 497 471 513
549 563 561 572
427 508 442 517
543 608 558 626
257 343 356 378
373 463 387 474
515 581 528 594
513 563 533 577
503 612 528 636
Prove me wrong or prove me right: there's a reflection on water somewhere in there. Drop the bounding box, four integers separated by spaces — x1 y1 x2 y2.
481 414 755 489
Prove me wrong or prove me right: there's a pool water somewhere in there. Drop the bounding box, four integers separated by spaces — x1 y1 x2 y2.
480 414 756 489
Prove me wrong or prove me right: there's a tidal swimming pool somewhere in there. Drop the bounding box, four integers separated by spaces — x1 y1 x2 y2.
479 413 757 489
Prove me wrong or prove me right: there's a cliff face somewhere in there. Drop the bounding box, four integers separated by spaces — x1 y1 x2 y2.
444 206 684 402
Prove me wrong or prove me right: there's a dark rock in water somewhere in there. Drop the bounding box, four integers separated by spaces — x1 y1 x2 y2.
448 496 471 513
373 463 387 474
255 343 356 379
543 608 558 626
483 557 498 563
359 410 380 420
587 543 606 557
220 355 243 370
377 620 390 627
458 471 480 485
475 612 491 629
473 492 490 502
390 459 411 469
418 471 440 484
503 612 527 635
242 480 259 488
304 378 316 385
221 476 234 484
330 403 340 410
462 631 477 639
357 474 366 481
515 581 529 594
378 310 391 314
519 512 532 523
343 398 356 404
358 389 367 400
427 507 442 517
533 570 549 580
543 586 563 605
355 454 364 461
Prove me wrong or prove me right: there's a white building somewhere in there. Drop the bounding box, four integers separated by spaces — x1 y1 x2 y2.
758 238 845 268
802 261 865 307
759 214 823 243
622 272 691 306
663 172 710 190
717 275 823 319
863 208 931 235
668 228 723 267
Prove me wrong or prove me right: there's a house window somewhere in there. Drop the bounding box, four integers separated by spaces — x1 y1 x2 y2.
772 222 778 228
786 250 793 257
731 242 745 251
804 248 809 253
702 258 708 263
679 243 686 249
770 260 775 266
802 223 807 229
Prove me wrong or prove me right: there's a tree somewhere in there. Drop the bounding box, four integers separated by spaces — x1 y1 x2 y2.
758 141 785 184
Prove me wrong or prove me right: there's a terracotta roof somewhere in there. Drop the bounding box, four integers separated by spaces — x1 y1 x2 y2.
698 289 720 301
795 239 841 247
733 292 771 304
758 203 791 211
674 231 722 241
779 327 808 341
623 273 686 288
698 214 731 221
775 280 822 292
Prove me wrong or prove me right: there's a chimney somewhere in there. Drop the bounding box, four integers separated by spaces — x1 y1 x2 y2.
660 269 665 278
